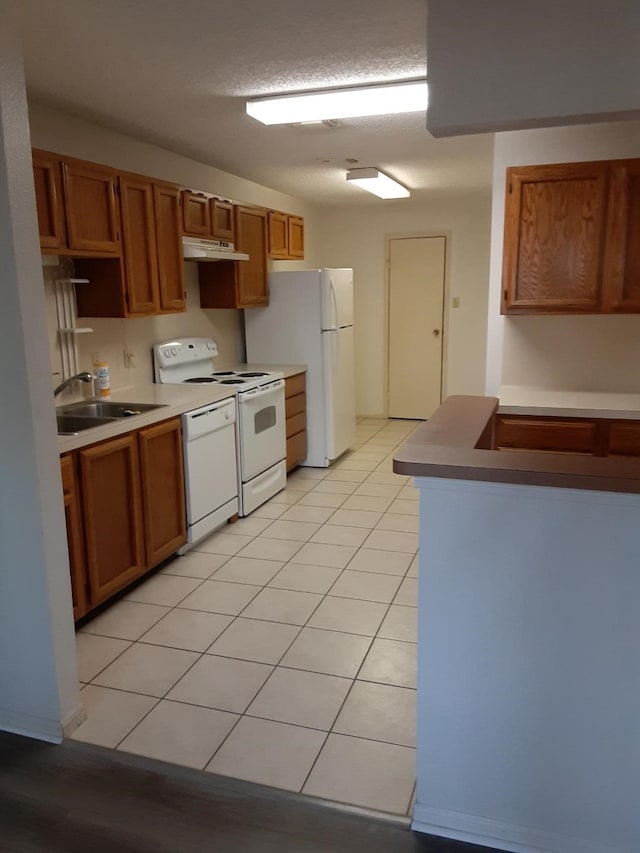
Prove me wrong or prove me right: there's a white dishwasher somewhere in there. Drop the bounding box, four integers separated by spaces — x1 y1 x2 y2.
181 397 239 551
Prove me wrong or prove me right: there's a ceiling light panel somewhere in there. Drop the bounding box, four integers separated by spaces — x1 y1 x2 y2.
346 167 410 199
246 80 428 125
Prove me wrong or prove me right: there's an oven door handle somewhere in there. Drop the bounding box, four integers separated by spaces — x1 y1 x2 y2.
238 383 284 403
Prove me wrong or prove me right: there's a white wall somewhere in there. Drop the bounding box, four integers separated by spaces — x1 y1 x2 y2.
29 102 322 391
413 478 640 853
427 1 640 137
0 1 81 742
318 192 492 416
486 120 640 395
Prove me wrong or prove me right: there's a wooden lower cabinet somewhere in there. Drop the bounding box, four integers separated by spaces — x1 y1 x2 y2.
138 419 186 565
79 433 146 608
494 414 640 457
607 421 640 456
285 372 308 471
494 415 598 454
62 418 186 618
60 455 89 621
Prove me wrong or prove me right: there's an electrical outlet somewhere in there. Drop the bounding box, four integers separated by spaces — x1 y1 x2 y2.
123 347 136 369
452 296 461 309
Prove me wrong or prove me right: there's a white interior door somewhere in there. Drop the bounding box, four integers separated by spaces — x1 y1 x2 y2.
388 236 446 420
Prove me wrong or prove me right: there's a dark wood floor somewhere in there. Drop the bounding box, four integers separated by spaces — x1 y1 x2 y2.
0 731 505 853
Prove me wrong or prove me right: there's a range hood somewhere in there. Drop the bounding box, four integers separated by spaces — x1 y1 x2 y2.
182 236 249 262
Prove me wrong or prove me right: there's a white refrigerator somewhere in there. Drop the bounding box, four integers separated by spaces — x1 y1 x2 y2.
244 268 356 467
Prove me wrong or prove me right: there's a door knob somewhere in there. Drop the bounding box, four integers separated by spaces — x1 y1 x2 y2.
433 329 440 337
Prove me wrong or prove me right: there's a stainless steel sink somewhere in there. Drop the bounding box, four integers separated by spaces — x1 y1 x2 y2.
58 401 166 419
57 414 115 434
56 400 168 434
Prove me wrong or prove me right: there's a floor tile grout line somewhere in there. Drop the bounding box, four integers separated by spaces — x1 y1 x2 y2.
77 682 418 748
77 419 420 810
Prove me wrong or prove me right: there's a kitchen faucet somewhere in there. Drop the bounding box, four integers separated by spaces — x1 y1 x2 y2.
54 371 93 397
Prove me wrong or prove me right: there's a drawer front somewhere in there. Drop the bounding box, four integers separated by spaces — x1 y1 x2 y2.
285 372 306 398
495 417 596 454
286 411 306 439
285 391 306 420
608 421 640 456
286 430 307 471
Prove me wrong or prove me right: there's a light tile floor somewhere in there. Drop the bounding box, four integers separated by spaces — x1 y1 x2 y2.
73 417 420 816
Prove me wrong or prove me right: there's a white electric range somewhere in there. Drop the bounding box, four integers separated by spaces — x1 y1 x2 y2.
153 337 287 516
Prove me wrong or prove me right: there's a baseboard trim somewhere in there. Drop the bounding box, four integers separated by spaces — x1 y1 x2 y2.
0 709 63 743
411 803 624 853
62 701 86 738
0 700 86 744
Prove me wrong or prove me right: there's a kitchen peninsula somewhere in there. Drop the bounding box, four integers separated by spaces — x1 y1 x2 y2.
394 396 640 853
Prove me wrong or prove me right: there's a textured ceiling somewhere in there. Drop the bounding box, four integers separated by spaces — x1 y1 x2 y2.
16 0 493 204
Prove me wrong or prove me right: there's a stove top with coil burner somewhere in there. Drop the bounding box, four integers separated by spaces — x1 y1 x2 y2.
153 338 283 392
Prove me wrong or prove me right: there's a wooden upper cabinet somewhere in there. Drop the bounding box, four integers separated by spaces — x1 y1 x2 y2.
79 433 145 608
236 205 268 306
198 205 268 308
268 211 305 259
154 182 186 313
211 199 235 241
32 149 66 250
62 159 120 254
138 419 186 566
268 210 289 258
288 215 304 259
601 160 640 313
119 173 160 315
502 162 609 314
182 190 212 236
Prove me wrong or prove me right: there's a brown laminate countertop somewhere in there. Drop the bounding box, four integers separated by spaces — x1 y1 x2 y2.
393 395 640 495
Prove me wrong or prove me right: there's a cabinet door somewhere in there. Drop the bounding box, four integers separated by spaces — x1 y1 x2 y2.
79 434 145 607
154 182 186 313
182 190 212 236
602 159 640 312
494 416 597 454
288 215 304 259
268 210 288 258
502 162 609 314
211 200 235 241
236 205 268 306
60 455 89 620
607 421 640 456
62 159 120 254
32 149 66 250
119 174 160 315
138 419 186 566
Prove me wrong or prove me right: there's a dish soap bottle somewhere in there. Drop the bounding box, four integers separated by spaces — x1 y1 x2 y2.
92 353 111 399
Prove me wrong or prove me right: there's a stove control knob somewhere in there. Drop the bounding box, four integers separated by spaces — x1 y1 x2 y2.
171 348 178 356
164 349 172 359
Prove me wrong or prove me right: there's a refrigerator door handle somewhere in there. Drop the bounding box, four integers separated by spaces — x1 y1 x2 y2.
329 275 339 330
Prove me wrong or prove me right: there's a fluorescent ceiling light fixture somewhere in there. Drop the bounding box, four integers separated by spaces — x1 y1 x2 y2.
346 167 410 199
246 80 428 125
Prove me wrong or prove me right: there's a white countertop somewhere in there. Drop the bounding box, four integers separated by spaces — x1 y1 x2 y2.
498 385 640 419
57 382 236 454
239 363 307 379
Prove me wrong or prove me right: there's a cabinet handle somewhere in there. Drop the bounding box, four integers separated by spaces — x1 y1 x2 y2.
433 329 440 337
